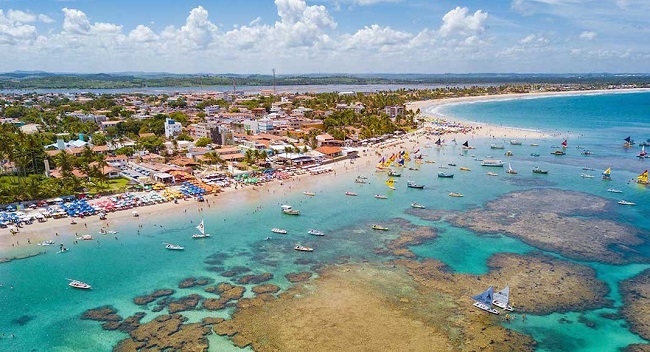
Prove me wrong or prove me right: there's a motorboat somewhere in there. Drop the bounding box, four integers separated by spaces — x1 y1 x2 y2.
510 140 522 145
607 189 622 193
486 172 498 176
388 169 402 177
67 279 91 290
437 172 454 178
459 167 471 171
449 192 464 197
345 191 358 196
164 242 184 250
481 159 505 167
371 224 389 231
281 205 300 215
618 200 636 206
410 202 425 209
303 191 316 196
532 167 548 174
374 194 387 199
294 245 314 252
308 229 325 236
551 150 566 155
530 153 540 157
580 173 595 178
406 181 425 189
271 228 287 234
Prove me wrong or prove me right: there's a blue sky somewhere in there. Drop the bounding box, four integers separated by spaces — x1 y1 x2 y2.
0 0 649 74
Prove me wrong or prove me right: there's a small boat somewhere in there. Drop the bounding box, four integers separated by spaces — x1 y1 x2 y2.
192 219 211 238
481 159 505 167
459 167 471 171
510 140 522 145
345 191 358 196
602 167 612 180
374 194 387 199
530 143 539 146
583 167 595 171
447 163 457 167
472 286 499 315
355 178 367 184
532 167 548 174
294 245 313 252
388 169 402 177
164 242 184 250
406 181 425 189
581 150 593 156
492 286 514 311
449 192 463 197
486 172 498 176
67 279 91 290
607 189 622 193
410 202 425 209
38 240 55 246
580 173 595 178
271 228 287 234
437 172 454 178
490 144 505 150
551 150 566 155
504 151 513 157
76 234 93 241
618 200 636 206
371 224 389 231
308 229 325 236
530 153 540 157
506 163 517 175
303 191 316 196
281 205 300 215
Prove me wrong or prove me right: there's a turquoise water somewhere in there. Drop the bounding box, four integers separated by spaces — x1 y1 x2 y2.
2 91 650 351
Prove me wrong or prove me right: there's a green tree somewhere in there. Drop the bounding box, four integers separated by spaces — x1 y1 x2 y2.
195 137 211 147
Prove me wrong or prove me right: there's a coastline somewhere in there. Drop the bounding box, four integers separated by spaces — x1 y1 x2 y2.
3 87 648 255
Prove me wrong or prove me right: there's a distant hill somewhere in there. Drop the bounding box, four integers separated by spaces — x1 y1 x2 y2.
1 71 649 90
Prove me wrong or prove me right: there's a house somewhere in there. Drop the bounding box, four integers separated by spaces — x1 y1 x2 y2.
384 105 404 118
315 146 343 159
315 133 335 147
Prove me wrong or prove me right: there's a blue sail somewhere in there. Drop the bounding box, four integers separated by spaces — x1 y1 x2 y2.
471 286 494 306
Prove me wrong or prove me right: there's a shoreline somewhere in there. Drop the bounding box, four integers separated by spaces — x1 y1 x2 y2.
3 87 647 256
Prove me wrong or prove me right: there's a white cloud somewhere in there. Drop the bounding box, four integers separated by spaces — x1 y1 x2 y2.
439 7 488 37
342 24 412 50
6 9 36 23
0 9 39 44
579 30 596 40
62 8 92 35
519 34 549 44
38 14 55 24
128 25 158 43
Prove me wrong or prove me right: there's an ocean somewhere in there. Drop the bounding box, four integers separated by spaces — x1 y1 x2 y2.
1 90 649 351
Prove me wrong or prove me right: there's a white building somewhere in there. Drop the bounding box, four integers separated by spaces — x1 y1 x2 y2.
165 118 182 139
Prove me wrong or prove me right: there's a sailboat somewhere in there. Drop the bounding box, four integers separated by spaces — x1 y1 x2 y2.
462 141 475 150
624 136 634 148
492 286 514 311
636 170 649 185
561 139 568 148
602 167 612 180
506 162 517 174
385 178 396 190
192 219 211 238
471 286 499 315
638 146 648 159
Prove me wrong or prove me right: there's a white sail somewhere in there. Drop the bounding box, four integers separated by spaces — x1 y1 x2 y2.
493 286 510 306
196 220 205 235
